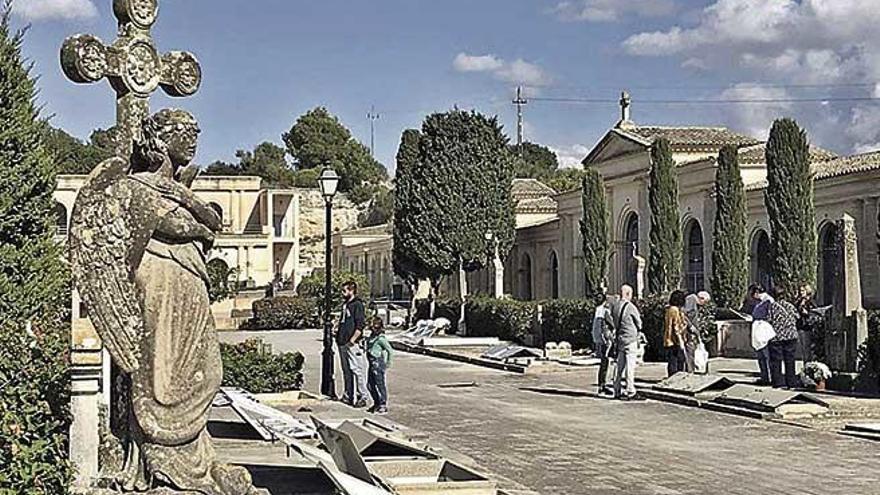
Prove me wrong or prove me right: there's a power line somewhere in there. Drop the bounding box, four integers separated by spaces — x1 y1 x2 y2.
529 96 880 105
537 81 880 92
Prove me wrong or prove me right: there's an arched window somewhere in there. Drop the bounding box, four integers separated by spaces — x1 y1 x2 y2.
623 213 639 288
54 202 68 236
684 220 705 293
208 202 223 224
549 250 560 300
518 253 533 300
818 224 839 306
750 230 772 290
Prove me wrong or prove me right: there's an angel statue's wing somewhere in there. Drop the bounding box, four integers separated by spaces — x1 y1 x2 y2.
69 157 142 373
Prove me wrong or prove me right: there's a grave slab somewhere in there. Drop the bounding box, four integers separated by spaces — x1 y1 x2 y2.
654 373 735 396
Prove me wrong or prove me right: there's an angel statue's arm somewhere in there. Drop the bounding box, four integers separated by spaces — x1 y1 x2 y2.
154 207 216 247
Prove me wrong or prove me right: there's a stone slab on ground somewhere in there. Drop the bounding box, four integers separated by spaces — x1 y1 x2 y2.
222 331 880 495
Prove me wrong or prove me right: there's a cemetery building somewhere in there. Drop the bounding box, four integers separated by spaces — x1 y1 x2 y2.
54 174 306 288
508 95 880 309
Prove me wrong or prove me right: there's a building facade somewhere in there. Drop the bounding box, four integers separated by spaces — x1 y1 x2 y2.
54 175 305 289
512 102 880 309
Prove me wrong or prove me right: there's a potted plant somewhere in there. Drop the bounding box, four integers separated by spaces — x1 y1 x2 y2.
801 362 833 391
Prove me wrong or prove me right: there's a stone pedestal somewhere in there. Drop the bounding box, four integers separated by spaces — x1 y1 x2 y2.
70 317 104 490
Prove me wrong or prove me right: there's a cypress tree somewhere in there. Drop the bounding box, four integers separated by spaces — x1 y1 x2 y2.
647 137 682 294
580 167 609 296
0 9 71 490
711 145 748 308
764 118 816 291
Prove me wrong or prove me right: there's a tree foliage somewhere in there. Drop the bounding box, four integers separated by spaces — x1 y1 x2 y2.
206 258 237 304
41 124 114 175
580 167 609 296
282 106 387 192
359 186 393 227
764 118 816 291
0 11 71 491
544 168 588 193
393 111 515 286
235 141 292 186
647 138 682 294
711 145 748 308
298 269 371 316
510 141 558 179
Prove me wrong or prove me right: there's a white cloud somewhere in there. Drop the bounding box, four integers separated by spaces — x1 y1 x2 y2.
719 84 792 140
12 0 98 21
552 0 677 23
620 0 880 153
452 53 503 72
453 52 552 87
551 144 590 169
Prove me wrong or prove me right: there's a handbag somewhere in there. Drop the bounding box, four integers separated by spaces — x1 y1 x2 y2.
751 320 776 351
694 342 709 374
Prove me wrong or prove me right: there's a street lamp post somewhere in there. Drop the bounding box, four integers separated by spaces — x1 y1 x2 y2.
318 168 340 399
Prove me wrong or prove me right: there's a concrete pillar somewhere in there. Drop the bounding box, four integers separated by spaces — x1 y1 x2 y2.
69 318 103 489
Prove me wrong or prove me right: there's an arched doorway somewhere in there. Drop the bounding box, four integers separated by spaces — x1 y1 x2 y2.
518 253 533 300
623 213 639 288
750 230 772 290
818 223 839 306
549 250 560 299
683 219 705 293
54 202 68 236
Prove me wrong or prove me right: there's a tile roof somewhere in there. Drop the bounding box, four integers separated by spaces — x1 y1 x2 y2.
339 223 392 236
516 196 558 214
512 178 556 199
745 149 880 191
738 143 838 164
617 125 761 149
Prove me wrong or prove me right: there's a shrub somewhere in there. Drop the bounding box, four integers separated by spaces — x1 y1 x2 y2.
856 311 880 394
414 298 461 322
539 299 596 350
0 320 72 493
465 297 536 343
298 269 370 316
207 258 238 304
637 295 669 362
249 296 320 330
220 338 305 393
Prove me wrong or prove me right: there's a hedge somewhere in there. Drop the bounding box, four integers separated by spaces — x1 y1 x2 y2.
465 297 536 343
539 299 596 350
220 338 305 393
637 295 717 363
414 298 461 322
249 296 320 330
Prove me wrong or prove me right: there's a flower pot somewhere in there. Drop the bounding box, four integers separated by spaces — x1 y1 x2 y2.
815 379 826 391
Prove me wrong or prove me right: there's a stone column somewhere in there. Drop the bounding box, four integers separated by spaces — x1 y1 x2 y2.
828 213 869 372
69 318 103 490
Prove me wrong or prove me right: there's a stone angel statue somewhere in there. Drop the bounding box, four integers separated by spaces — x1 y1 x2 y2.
69 109 265 494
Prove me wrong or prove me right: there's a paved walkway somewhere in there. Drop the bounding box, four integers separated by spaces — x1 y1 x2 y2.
221 330 880 495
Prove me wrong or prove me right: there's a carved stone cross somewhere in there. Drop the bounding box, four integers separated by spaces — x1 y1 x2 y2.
61 0 201 155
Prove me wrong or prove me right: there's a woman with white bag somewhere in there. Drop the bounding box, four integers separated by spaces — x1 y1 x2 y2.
749 285 775 386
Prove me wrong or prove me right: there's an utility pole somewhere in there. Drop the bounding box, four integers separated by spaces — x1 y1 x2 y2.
512 85 528 158
367 105 381 157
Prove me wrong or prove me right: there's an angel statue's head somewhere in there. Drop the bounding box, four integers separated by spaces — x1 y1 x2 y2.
132 108 200 174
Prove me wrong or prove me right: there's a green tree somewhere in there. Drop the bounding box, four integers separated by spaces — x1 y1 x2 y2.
88 126 118 156
764 118 816 290
360 186 393 227
207 258 237 304
580 167 609 296
298 269 370 316
647 138 682 294
510 142 558 179
41 124 113 174
394 111 515 300
202 160 243 176
545 168 588 193
393 129 443 288
236 141 293 186
0 10 71 491
711 145 748 308
282 107 387 193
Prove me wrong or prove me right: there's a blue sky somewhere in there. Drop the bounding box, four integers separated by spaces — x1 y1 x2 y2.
16 0 880 171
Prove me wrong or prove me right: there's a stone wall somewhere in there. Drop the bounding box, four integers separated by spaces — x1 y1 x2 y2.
297 188 364 276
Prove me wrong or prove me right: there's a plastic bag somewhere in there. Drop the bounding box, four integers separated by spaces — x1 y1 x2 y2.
751 320 776 350
694 342 709 374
